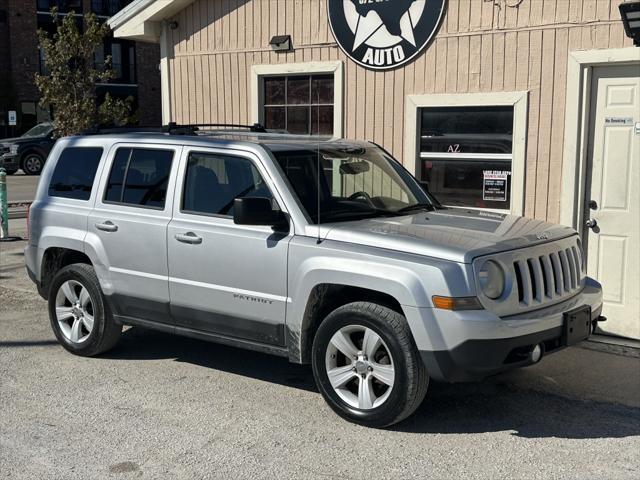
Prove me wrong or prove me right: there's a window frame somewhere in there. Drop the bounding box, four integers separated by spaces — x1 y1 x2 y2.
179 150 277 219
251 61 344 138
404 92 528 215
101 145 177 211
262 74 335 135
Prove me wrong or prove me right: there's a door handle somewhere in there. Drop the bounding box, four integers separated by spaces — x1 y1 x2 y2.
95 221 118 232
175 232 203 244
585 218 598 230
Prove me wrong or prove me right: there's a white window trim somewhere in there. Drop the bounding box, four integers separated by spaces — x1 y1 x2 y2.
250 61 344 138
404 91 528 216
560 47 640 235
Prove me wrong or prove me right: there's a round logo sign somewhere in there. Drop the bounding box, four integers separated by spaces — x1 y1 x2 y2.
328 0 446 71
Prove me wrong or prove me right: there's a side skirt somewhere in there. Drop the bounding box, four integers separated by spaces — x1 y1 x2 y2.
114 314 289 358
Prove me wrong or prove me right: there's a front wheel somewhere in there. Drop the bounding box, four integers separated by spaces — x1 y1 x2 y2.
22 152 44 175
312 302 428 428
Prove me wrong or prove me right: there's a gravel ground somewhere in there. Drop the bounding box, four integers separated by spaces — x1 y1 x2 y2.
1 220 639 479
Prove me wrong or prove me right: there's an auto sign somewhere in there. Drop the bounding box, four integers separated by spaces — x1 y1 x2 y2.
328 0 446 71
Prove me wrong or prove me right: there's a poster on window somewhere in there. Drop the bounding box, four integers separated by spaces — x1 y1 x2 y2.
482 170 508 202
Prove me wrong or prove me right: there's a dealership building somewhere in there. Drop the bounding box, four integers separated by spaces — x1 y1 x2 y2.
109 0 639 339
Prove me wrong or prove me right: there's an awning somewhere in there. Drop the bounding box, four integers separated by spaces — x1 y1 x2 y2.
108 0 196 42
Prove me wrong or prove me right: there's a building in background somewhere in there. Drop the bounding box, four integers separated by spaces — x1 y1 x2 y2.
110 0 639 340
0 0 161 137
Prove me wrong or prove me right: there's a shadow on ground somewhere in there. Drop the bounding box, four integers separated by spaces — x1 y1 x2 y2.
100 327 640 440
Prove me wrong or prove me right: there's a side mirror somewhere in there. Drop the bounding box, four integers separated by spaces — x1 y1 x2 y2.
233 197 287 229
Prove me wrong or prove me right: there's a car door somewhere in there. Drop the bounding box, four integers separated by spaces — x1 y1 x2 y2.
167 147 292 346
87 143 181 324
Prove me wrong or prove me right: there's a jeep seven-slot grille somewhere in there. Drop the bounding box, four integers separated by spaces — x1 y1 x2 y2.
512 245 583 306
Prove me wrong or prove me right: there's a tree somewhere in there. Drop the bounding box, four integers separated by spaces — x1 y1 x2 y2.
36 9 136 137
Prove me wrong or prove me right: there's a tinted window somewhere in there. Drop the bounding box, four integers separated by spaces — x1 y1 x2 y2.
48 147 103 201
182 153 273 216
104 148 174 208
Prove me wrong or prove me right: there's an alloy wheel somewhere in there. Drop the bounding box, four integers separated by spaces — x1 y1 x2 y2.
55 280 95 343
325 325 395 410
23 154 42 174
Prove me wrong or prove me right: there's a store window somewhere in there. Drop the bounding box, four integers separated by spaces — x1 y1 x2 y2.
419 106 514 210
262 75 334 135
37 1 82 13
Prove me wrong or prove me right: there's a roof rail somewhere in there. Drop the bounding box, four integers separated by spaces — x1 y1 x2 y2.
81 125 165 135
164 122 267 134
80 122 268 136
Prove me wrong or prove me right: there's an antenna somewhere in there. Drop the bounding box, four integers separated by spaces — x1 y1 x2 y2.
316 87 322 244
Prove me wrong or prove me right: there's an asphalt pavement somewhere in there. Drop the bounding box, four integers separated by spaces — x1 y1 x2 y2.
1 218 639 479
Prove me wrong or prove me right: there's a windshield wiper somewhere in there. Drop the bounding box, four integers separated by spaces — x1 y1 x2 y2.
395 202 436 214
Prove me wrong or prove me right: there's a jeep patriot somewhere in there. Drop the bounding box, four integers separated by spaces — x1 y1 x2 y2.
25 127 604 427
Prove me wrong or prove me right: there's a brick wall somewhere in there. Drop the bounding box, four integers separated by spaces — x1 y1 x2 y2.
135 42 162 126
0 0 161 134
7 0 39 104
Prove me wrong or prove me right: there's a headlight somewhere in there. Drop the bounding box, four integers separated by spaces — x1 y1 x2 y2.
478 260 505 299
10 144 19 155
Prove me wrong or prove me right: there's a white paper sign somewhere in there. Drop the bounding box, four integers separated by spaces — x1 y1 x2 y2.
8 111 16 126
483 170 509 202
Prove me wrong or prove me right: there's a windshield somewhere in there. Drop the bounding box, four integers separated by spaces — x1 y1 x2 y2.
21 123 53 138
272 144 437 224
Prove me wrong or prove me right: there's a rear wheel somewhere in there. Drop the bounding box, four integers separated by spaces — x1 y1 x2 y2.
312 301 428 428
48 263 122 356
22 152 44 175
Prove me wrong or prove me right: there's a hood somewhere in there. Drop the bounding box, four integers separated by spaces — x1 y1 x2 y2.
0 136 44 145
316 208 576 263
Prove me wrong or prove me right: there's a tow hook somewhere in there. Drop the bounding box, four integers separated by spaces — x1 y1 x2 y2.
592 315 607 333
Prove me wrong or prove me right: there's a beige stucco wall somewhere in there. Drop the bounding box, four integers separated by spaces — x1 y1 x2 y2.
165 0 634 223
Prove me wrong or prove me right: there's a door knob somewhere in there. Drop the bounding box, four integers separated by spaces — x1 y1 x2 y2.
585 218 598 230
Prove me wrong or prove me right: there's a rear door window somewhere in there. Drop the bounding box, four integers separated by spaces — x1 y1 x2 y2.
48 147 104 201
104 148 174 209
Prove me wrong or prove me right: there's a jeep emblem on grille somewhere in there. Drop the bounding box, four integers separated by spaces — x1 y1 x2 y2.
536 232 550 240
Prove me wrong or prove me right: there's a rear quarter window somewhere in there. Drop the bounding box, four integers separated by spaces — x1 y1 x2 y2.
48 147 104 201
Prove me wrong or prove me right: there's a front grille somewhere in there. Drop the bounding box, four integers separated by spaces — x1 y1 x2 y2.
512 244 584 307
473 236 585 317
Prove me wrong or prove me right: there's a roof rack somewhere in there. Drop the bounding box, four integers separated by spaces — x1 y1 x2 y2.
81 122 268 136
164 122 267 134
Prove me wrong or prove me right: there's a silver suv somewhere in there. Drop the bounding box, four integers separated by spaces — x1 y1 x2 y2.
25 128 604 427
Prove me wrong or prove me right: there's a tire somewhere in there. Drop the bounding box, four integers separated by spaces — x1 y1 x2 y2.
3 168 18 175
312 301 428 428
47 263 122 356
21 152 44 175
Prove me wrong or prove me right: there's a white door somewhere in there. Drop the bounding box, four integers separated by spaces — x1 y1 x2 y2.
585 65 640 339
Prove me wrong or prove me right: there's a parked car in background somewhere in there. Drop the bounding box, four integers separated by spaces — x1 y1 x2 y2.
0 122 55 175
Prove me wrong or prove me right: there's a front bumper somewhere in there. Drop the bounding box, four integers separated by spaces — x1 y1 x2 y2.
415 277 603 382
0 153 19 169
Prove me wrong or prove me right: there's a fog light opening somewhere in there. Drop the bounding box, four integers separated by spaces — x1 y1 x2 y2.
529 343 544 364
